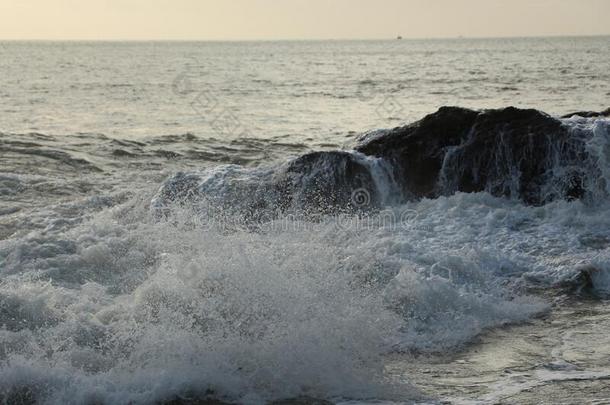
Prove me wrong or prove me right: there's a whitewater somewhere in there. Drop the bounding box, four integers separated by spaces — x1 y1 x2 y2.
1 37 610 404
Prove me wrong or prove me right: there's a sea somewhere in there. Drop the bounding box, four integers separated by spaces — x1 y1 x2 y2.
1 37 610 404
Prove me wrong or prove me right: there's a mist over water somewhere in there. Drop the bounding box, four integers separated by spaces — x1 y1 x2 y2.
1 37 610 404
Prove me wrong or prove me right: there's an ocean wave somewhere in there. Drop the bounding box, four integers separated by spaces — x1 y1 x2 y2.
1 107 609 403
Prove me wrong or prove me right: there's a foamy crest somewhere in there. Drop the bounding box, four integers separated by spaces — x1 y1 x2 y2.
0 203 411 404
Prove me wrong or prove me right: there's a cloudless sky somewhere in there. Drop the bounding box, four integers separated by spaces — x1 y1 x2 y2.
1 0 609 40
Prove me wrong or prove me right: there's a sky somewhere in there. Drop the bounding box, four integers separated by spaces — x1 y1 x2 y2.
0 0 609 41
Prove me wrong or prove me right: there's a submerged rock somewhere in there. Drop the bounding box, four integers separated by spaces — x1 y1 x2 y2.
275 151 381 213
218 105 601 210
161 396 334 405
555 265 597 296
153 151 390 218
561 107 610 118
162 399 234 405
554 265 610 298
154 106 608 215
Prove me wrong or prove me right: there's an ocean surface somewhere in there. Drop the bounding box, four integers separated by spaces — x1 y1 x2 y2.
1 37 610 404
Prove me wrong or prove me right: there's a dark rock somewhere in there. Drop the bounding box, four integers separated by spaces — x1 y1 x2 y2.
153 151 380 221
554 265 601 297
275 151 379 213
356 106 479 198
270 397 334 405
155 106 605 216
162 399 234 405
160 396 333 405
356 106 592 205
561 108 610 118
160 390 234 405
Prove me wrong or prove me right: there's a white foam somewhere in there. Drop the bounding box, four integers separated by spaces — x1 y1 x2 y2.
0 191 559 402
2 122 610 401
0 203 410 403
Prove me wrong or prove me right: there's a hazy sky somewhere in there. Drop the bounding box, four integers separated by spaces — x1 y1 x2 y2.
1 0 609 40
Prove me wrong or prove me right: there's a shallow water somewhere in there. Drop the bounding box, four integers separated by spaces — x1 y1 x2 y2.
394 299 610 404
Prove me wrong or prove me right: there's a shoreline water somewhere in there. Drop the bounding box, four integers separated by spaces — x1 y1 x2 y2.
392 298 610 404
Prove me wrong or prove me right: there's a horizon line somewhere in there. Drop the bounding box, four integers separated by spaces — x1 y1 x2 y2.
1 33 609 42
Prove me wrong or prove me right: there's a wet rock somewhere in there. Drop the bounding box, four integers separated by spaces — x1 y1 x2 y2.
357 106 478 198
162 399 234 405
561 107 610 118
155 106 606 215
356 106 591 205
555 265 600 296
154 151 380 218
269 397 334 405
161 396 333 405
275 151 379 213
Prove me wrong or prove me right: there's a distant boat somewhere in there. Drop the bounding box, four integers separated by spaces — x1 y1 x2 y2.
396 35 403 40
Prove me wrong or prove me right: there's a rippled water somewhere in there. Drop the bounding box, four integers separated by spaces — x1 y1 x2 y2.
1 37 609 140
1 37 610 404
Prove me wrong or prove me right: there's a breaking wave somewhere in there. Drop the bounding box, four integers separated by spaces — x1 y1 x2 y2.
1 108 609 404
